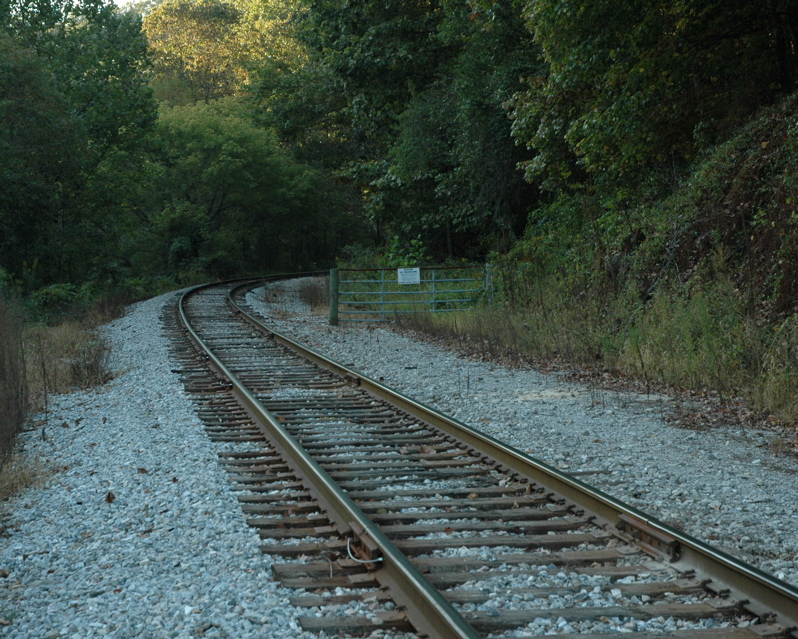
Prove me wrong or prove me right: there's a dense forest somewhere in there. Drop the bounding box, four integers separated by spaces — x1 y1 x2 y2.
2 0 798 426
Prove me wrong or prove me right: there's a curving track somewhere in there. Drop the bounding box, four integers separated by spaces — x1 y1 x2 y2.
163 276 798 638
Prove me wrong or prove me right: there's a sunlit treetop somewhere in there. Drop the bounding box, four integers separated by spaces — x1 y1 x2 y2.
143 0 307 105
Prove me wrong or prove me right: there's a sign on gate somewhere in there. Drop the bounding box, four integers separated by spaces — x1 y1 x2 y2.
397 267 421 285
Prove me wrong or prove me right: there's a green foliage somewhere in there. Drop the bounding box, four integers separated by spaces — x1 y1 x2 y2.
144 0 248 104
384 235 428 268
512 0 798 199
30 283 82 314
127 98 355 279
0 0 156 292
0 32 83 286
296 0 542 259
4 0 798 427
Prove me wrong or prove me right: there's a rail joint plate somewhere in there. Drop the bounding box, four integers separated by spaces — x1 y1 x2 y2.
618 513 681 561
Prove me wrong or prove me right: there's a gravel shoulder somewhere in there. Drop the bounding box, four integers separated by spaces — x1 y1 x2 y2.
0 292 316 639
247 280 798 589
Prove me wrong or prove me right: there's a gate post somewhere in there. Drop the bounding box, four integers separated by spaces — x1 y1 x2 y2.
484 263 494 305
431 269 436 312
329 268 339 326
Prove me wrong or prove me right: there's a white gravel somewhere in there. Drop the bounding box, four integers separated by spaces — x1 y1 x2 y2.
1 279 796 638
0 293 318 638
246 280 798 589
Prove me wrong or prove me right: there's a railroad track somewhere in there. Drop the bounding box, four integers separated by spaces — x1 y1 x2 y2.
162 276 798 638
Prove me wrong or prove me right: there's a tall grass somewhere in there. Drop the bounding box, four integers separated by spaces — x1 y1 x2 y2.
298 277 329 313
0 297 28 466
755 315 798 422
0 293 112 488
398 275 798 424
25 321 110 413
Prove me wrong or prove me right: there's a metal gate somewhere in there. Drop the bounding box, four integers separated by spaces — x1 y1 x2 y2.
329 265 492 325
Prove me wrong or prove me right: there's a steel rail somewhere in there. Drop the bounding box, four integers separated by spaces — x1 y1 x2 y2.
228 279 798 634
179 280 481 639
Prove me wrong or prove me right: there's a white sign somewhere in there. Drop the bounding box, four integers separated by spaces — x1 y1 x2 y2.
397 267 421 285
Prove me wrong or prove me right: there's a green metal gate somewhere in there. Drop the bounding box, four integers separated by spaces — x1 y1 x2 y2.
329 265 492 325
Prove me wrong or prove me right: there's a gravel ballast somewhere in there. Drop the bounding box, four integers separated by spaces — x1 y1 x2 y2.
1 281 796 637
245 280 798 589
0 293 317 639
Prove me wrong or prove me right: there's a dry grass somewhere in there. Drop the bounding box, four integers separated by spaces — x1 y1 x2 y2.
298 277 329 314
0 452 52 537
0 452 50 504
0 295 114 497
25 321 110 411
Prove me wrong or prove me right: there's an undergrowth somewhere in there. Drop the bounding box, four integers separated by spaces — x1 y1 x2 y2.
396 93 798 426
398 273 798 425
298 277 329 313
25 321 110 412
0 291 116 483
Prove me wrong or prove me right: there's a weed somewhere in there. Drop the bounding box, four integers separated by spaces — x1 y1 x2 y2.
755 315 798 421
25 322 110 412
398 273 798 425
298 277 329 314
0 452 50 504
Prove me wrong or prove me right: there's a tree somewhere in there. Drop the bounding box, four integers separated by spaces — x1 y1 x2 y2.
144 0 249 104
295 0 541 258
511 0 798 199
0 0 156 289
0 31 83 287
388 0 542 255
134 99 354 278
